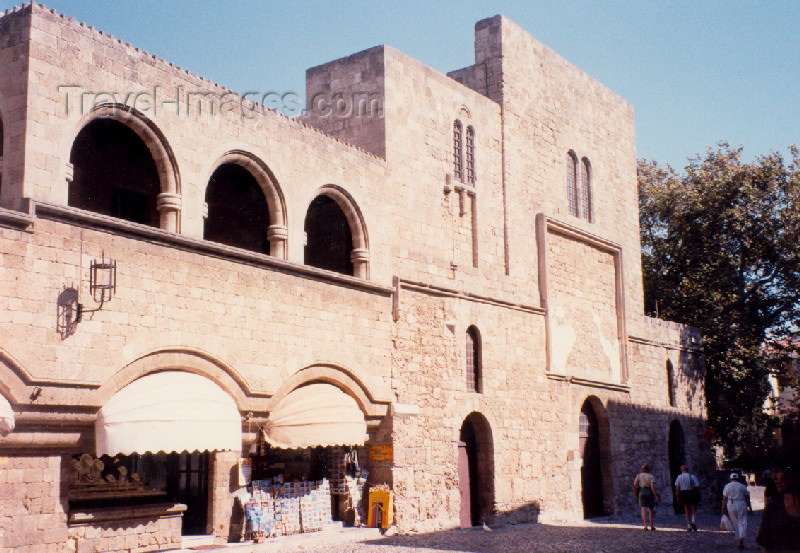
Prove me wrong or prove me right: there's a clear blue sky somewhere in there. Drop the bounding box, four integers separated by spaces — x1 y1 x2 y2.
5 0 798 169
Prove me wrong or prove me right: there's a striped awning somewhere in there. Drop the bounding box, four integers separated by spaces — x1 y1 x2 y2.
264 383 366 449
95 371 242 456
0 395 14 437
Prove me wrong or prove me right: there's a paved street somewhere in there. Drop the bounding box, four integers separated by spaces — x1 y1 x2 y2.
191 510 764 553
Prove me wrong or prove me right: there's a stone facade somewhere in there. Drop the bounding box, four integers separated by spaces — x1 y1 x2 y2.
0 4 712 551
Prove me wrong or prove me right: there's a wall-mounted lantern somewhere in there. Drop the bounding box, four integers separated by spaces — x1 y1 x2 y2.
77 255 117 322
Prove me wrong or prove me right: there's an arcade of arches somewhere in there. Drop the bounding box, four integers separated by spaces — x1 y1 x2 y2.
65 117 368 277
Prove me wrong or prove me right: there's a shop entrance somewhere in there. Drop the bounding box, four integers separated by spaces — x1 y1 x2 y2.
668 420 686 514
579 400 605 518
458 412 494 528
168 452 210 534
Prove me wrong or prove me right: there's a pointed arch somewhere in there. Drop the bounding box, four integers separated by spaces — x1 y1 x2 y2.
453 119 464 182
580 157 592 222
567 150 579 217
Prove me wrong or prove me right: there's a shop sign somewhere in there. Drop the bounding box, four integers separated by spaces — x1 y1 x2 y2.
369 445 393 462
238 458 253 486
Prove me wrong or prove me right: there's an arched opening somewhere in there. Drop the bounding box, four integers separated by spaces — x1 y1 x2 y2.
458 412 494 527
580 157 592 222
666 359 676 407
204 163 270 253
668 420 687 514
567 150 579 217
304 194 353 275
465 325 481 393
579 398 609 518
69 118 160 227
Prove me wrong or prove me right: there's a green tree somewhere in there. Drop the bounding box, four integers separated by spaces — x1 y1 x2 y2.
638 143 800 459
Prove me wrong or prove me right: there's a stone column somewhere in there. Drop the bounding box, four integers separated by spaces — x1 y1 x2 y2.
267 224 288 259
351 247 369 279
207 450 244 543
157 192 181 232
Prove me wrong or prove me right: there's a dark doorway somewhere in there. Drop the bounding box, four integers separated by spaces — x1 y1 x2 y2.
69 118 161 227
304 195 353 275
580 401 605 518
167 451 210 535
458 413 494 527
668 420 686 514
204 163 270 253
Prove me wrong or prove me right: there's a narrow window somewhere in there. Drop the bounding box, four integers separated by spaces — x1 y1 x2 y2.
667 360 676 407
69 118 160 227
580 157 592 222
453 120 463 182
205 163 270 254
466 326 481 393
567 151 579 217
465 125 475 185
304 195 353 275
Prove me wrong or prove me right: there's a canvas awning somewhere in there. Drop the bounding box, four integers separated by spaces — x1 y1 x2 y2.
264 383 367 449
0 395 14 437
95 371 242 457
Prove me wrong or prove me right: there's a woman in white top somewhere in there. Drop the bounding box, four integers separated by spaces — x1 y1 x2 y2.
633 463 660 531
722 472 752 550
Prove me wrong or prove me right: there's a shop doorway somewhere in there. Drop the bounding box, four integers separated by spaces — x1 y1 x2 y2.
168 452 210 534
668 420 686 514
458 412 494 528
579 400 605 518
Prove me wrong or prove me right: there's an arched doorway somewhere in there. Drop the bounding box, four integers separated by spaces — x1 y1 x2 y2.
458 412 494 527
579 399 606 518
69 118 161 227
668 420 686 514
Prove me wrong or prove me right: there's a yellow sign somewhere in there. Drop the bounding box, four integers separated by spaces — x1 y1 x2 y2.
369 445 393 462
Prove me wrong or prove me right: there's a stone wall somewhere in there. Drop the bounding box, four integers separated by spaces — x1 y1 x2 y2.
67 504 184 553
0 454 68 552
0 4 713 545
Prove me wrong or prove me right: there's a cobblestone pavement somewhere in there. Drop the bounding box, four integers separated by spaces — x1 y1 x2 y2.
265 511 764 553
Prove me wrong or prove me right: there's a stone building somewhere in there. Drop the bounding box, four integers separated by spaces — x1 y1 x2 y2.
0 4 712 551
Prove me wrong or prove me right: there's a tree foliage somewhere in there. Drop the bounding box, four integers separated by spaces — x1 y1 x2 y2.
639 143 800 459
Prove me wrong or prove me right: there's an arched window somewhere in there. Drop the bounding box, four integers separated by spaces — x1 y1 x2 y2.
466 125 475 185
69 118 160 227
204 163 269 253
567 151 579 217
666 360 676 407
304 195 353 275
466 326 481 393
453 120 463 182
580 157 592 222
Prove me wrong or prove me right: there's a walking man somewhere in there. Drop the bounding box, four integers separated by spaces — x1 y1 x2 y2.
674 464 699 531
722 472 752 550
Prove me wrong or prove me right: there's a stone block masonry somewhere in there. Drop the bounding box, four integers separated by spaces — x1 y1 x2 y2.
0 4 711 550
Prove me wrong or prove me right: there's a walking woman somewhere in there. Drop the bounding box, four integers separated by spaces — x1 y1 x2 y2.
633 463 660 530
722 472 752 549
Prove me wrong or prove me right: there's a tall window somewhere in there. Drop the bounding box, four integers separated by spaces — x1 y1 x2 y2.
453 120 463 182
466 326 481 393
666 360 676 407
567 151 579 217
580 157 592 222
465 125 475 185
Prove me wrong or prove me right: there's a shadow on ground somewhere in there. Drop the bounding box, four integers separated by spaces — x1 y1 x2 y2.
360 511 764 553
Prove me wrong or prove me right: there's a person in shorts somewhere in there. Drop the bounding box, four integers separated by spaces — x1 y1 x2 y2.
634 463 660 531
674 464 700 531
